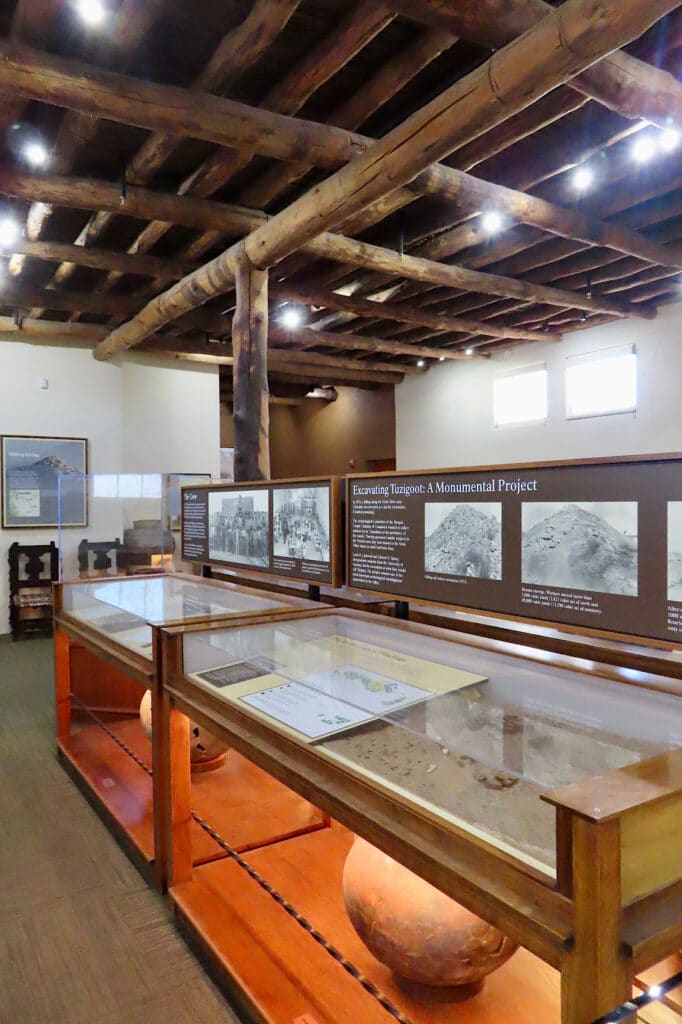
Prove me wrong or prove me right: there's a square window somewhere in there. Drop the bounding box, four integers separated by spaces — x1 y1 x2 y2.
493 365 548 428
566 346 636 419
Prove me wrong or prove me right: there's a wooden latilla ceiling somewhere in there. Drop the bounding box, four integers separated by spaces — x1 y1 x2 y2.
0 0 682 394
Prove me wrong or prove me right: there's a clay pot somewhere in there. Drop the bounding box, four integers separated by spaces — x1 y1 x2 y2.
138 691 228 771
343 836 517 989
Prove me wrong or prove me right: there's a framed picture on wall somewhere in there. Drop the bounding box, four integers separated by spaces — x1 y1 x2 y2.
1 435 88 528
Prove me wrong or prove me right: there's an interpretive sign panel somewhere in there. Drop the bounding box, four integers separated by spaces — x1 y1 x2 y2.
181 477 342 587
348 456 682 643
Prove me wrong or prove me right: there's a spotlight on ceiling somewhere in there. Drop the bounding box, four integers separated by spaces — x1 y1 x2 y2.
75 0 107 26
306 385 338 401
7 124 49 168
465 347 474 356
660 129 680 154
572 165 593 193
279 306 304 329
0 216 20 248
481 210 504 235
631 133 657 164
24 141 49 168
417 359 425 368
439 356 445 362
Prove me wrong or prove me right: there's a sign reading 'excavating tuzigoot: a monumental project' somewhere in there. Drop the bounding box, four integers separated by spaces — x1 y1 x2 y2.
348 456 682 643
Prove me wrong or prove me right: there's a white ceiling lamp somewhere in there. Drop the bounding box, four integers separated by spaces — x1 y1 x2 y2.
631 133 657 164
481 210 505 235
660 128 680 154
279 306 304 329
0 217 20 248
24 141 49 168
572 165 594 193
417 359 425 368
76 0 107 27
465 347 474 356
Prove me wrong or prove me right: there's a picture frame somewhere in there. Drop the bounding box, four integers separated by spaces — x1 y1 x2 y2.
1 435 88 529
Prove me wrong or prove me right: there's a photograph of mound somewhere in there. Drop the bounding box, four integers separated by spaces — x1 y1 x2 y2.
667 503 682 602
425 503 502 580
522 502 638 596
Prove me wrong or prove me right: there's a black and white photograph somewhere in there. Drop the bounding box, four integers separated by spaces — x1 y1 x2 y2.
208 488 269 567
1 435 87 528
522 501 638 596
667 502 682 602
424 502 502 580
273 486 330 563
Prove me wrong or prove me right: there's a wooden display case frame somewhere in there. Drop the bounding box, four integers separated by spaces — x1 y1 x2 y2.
346 453 682 678
181 475 344 589
53 572 328 886
159 608 682 1024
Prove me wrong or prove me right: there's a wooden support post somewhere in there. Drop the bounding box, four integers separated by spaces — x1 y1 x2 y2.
232 246 270 482
560 816 631 1024
160 695 193 888
54 628 72 740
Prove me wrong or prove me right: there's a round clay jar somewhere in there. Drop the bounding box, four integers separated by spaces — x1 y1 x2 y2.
138 691 228 770
343 836 518 988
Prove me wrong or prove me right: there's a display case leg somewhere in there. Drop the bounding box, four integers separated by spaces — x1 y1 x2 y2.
201 564 212 579
158 687 193 888
54 629 72 739
560 816 631 1024
308 584 321 602
395 600 410 620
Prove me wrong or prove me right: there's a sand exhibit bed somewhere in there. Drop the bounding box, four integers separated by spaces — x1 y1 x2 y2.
321 691 670 871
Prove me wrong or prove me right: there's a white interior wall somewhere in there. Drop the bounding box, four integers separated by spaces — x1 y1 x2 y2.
0 343 220 634
396 301 682 470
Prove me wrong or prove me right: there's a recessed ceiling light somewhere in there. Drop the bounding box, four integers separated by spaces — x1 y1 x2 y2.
0 217 20 248
660 129 680 154
76 0 107 26
481 211 504 235
439 356 445 362
279 306 303 329
631 134 657 164
465 347 474 356
572 166 593 193
24 141 48 168
417 359 425 368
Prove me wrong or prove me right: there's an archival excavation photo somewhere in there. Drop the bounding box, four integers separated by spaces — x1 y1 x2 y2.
208 488 269 567
273 487 330 563
668 502 682 602
522 502 638 596
424 503 503 580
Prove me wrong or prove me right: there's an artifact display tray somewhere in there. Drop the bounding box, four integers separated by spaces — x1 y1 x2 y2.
347 454 682 646
161 609 682 1024
53 573 325 885
181 476 343 588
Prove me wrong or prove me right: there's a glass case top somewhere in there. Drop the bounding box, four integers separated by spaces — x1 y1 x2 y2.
182 613 682 873
62 574 300 656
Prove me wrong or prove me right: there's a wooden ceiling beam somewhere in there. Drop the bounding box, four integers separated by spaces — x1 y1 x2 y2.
0 316 108 346
0 287 143 317
44 0 301 294
0 0 60 136
0 41 363 169
2 35 674 285
81 0 399 310
268 324 484 361
0 168 264 236
0 239 194 280
385 0 682 130
10 0 167 281
95 0 673 361
271 286 561 343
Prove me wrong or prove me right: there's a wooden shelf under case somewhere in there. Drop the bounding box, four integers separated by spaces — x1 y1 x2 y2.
59 718 325 876
171 823 561 1024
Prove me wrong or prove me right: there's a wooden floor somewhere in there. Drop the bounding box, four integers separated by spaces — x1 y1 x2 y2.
0 636 243 1024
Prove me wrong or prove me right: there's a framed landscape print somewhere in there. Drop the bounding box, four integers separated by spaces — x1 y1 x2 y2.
1 435 88 528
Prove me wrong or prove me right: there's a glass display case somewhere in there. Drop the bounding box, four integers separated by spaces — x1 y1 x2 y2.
53 572 325 884
161 609 682 1024
57 472 211 581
